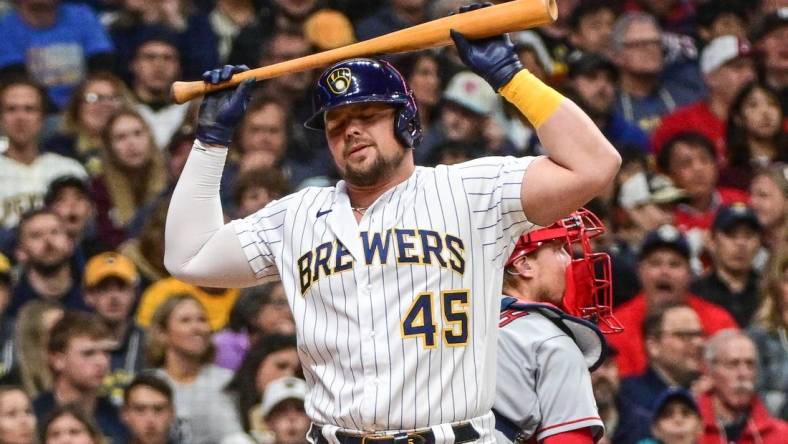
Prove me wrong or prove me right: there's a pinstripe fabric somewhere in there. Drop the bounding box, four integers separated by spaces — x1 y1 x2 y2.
233 156 536 438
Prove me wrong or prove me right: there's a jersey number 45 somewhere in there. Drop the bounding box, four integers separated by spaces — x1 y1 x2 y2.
401 290 470 348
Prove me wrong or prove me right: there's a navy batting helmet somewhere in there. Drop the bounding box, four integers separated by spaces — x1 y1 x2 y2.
304 58 423 148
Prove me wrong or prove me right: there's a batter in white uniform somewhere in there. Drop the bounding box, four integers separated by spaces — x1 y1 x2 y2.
163 4 620 443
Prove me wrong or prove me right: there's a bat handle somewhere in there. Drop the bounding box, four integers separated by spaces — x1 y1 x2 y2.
171 79 240 104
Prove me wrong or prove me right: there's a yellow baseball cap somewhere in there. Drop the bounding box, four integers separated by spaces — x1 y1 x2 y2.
84 252 138 288
0 253 10 283
303 9 356 51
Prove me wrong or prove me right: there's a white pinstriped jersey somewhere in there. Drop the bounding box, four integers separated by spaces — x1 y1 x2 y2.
233 156 537 436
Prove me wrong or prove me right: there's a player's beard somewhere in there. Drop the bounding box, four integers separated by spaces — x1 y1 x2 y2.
341 144 408 187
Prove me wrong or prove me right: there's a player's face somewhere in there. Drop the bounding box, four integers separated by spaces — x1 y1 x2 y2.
638 249 691 303
325 103 411 187
749 174 786 229
651 400 702 444
121 386 174 444
531 240 571 304
0 389 36 444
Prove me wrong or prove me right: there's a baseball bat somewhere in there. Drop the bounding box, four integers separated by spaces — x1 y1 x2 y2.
170 0 557 104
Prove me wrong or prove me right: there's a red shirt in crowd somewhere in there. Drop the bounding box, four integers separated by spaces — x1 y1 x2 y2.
698 391 788 444
605 292 738 377
651 101 726 160
673 187 749 232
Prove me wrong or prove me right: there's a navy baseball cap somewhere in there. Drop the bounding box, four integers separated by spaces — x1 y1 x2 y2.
567 51 618 80
651 388 699 422
639 225 691 261
712 203 761 233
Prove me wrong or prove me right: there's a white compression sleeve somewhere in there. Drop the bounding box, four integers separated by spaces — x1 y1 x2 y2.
164 140 260 288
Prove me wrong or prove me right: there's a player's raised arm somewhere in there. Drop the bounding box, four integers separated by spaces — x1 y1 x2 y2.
164 65 260 288
451 5 621 227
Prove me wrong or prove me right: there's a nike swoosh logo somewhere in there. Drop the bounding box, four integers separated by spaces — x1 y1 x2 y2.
316 209 332 218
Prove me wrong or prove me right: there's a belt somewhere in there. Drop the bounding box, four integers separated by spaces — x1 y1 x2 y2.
492 409 524 444
309 422 480 444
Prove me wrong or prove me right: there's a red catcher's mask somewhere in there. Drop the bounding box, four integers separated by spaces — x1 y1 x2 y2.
506 208 623 333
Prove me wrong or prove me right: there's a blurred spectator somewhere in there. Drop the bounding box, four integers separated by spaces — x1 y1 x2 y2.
620 302 704 438
225 334 299 438
696 0 749 44
302 9 356 52
638 387 703 444
0 253 13 380
748 251 788 420
35 311 127 442
148 295 244 444
255 31 313 128
425 141 478 167
565 52 649 152
260 376 309 444
0 386 36 444
137 278 239 332
698 329 788 444
606 225 737 377
7 301 63 397
656 132 749 235
567 0 618 55
652 35 757 159
121 374 179 444
44 176 111 263
209 0 258 64
611 12 699 135
109 1 218 82
0 0 114 109
9 209 86 315
750 8 788 108
720 82 788 191
41 404 106 444
749 163 788 256
624 0 696 36
393 52 444 137
82 252 145 405
42 72 132 175
90 109 168 247
0 79 87 230
213 283 295 371
591 345 650 444
233 168 291 219
118 197 170 291
354 0 427 40
126 30 192 149
692 205 762 327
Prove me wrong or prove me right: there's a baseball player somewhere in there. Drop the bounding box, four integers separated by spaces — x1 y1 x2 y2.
163 3 621 443
493 209 619 444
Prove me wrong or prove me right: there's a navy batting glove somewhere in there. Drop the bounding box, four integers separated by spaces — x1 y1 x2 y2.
196 65 255 147
449 3 523 91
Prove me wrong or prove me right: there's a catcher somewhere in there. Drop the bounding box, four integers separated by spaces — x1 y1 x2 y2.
494 209 622 444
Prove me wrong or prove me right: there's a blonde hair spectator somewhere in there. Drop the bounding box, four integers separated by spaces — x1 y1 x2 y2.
14 301 64 397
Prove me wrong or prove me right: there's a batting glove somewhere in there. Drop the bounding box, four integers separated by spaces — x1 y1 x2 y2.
449 3 523 91
196 65 255 147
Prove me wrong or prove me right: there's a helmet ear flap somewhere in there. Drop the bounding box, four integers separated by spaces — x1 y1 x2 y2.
394 100 422 148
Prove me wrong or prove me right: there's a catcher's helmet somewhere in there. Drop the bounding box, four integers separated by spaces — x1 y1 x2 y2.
506 208 623 333
304 58 423 148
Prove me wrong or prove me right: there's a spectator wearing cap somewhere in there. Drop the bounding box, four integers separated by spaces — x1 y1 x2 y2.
0 79 88 231
652 35 757 160
0 0 114 109
34 310 128 442
121 374 180 444
83 252 146 405
354 0 427 41
691 205 762 327
695 0 749 45
751 8 788 109
620 302 705 441
567 0 618 55
698 329 788 444
9 209 87 316
566 52 649 152
303 9 356 52
656 132 749 237
611 12 700 136
128 29 194 149
261 376 310 444
44 176 111 262
636 388 702 444
605 225 737 377
0 253 15 380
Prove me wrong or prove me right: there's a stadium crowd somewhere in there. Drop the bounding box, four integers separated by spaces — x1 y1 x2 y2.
0 0 785 443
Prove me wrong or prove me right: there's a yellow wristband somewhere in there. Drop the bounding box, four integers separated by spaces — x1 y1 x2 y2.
499 69 564 129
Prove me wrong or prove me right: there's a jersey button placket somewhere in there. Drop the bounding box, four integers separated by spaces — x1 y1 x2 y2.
357 274 377 428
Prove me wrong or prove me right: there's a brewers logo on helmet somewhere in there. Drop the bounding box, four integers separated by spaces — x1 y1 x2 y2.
327 67 352 95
